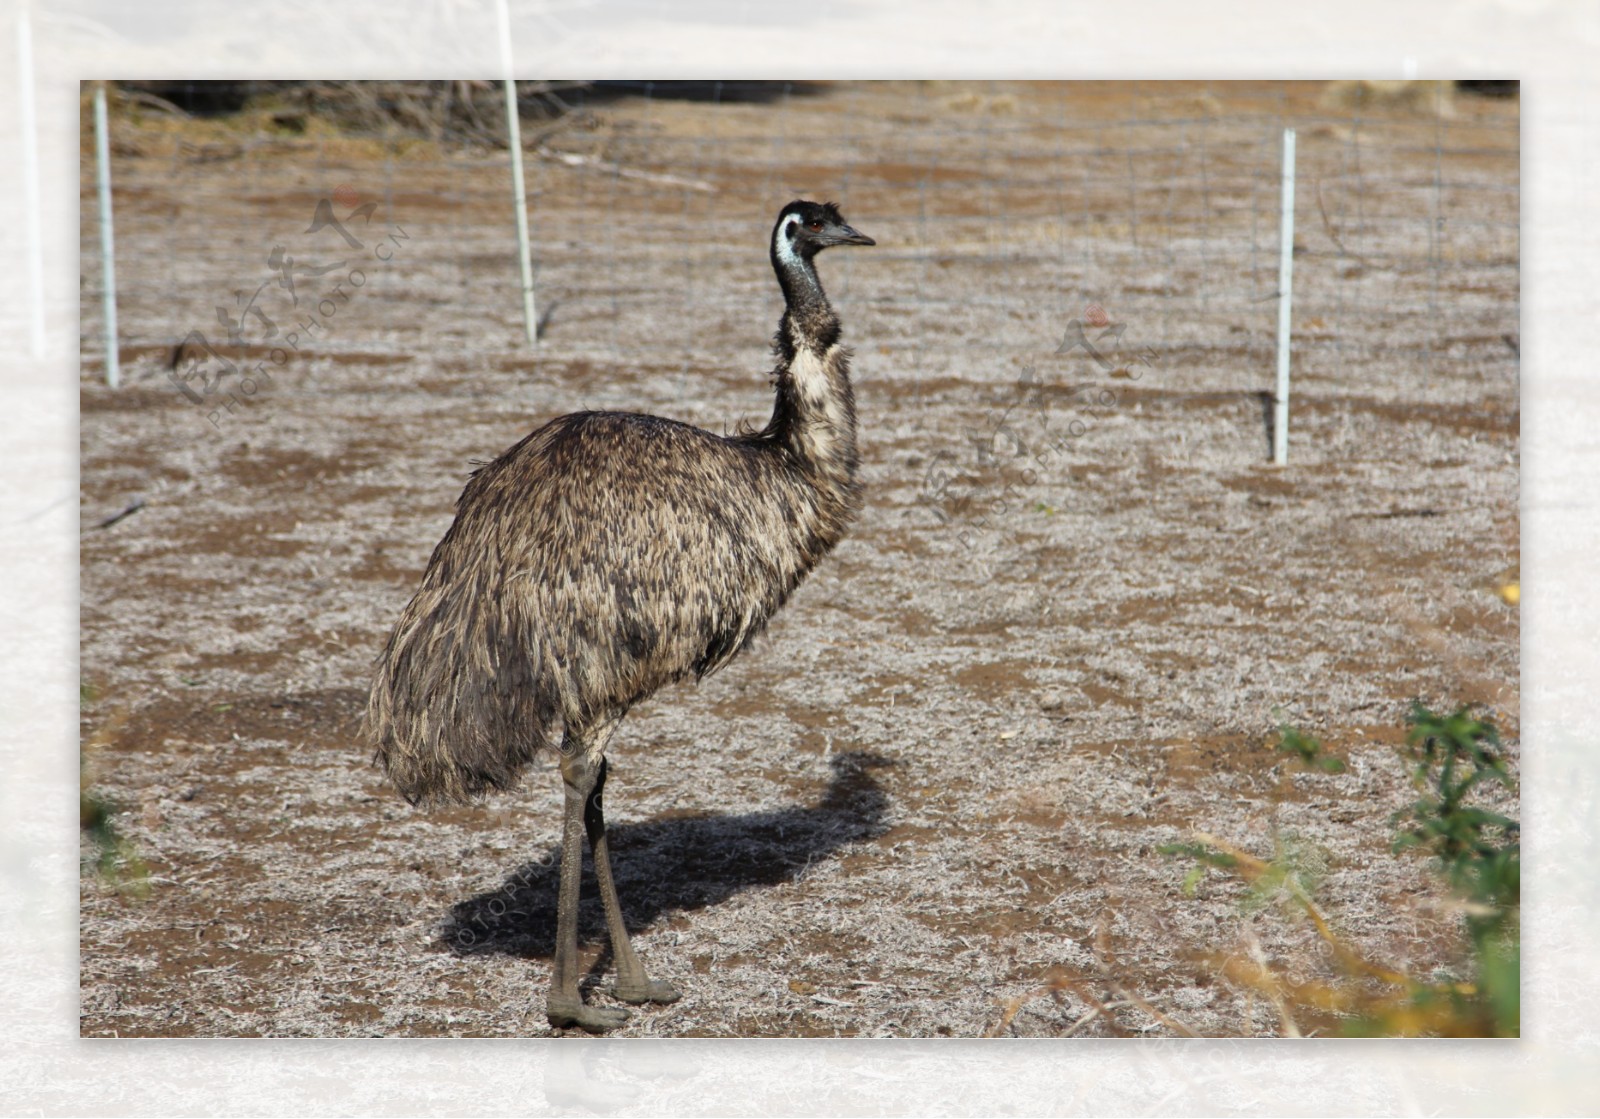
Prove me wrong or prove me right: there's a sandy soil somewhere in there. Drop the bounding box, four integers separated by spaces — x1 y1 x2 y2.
78 80 1519 1037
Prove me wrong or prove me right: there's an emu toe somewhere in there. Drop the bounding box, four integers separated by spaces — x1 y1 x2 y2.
547 998 631 1034
611 978 681 1005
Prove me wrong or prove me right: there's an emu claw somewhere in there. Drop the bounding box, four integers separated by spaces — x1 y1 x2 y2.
547 999 631 1033
611 978 681 1006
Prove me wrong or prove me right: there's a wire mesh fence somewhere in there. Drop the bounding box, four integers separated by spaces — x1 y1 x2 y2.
79 79 1517 421
76 79 1522 1040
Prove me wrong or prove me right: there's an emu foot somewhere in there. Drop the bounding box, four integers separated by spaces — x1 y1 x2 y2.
547 996 631 1034
611 978 681 1005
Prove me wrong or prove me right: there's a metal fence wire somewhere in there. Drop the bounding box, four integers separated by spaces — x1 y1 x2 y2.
79 79 1518 446
75 78 1523 1042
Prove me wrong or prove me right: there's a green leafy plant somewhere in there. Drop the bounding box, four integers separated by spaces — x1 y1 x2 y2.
80 775 150 897
1391 702 1518 916
1161 702 1519 1037
80 697 149 898
1271 722 1346 773
1363 702 1520 1036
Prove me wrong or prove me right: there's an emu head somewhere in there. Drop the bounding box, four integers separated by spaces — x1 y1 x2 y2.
772 200 875 265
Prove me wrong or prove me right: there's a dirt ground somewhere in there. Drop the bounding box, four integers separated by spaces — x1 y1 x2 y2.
78 81 1519 1037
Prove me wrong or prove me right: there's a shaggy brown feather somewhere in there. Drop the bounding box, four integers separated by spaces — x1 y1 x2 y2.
365 202 867 806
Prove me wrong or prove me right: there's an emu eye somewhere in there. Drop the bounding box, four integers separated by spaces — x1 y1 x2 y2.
807 221 824 232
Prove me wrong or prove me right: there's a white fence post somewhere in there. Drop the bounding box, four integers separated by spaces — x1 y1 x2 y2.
496 0 538 347
1274 127 1296 466
94 81 120 388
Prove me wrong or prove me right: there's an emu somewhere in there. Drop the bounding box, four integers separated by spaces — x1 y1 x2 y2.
366 200 876 1032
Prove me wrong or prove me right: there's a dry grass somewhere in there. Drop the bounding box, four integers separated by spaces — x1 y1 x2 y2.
78 80 1518 1037
1323 80 1456 118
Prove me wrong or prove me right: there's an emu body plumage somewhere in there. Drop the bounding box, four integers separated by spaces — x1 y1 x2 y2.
365 200 875 1031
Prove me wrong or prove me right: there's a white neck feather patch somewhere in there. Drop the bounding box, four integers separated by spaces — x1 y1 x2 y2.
774 214 803 268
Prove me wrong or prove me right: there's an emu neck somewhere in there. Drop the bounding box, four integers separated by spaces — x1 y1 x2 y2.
768 253 858 493
774 250 831 330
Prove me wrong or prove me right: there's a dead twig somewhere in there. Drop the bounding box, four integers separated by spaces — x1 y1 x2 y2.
1110 984 1200 1037
536 145 715 193
121 89 191 118
1061 1003 1106 1037
93 500 146 530
1245 929 1301 1037
1191 831 1413 987
986 968 1075 1036
1314 178 1370 265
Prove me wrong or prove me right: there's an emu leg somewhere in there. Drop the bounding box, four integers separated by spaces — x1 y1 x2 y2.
546 752 629 1032
585 757 681 1006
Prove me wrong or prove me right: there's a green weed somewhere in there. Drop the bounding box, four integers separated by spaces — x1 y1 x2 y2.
80 700 150 898
1161 702 1519 1036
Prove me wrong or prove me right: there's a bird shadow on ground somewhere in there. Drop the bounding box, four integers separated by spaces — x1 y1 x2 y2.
439 751 897 962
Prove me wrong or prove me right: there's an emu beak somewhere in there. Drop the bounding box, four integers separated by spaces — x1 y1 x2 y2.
832 224 876 247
